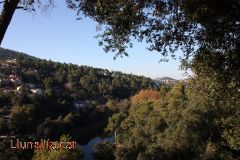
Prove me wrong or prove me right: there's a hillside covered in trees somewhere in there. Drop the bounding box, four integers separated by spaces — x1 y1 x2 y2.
0 47 156 159
0 46 239 160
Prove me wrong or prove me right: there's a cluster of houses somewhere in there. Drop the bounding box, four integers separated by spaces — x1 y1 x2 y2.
16 84 44 95
154 77 179 85
1 76 88 109
0 74 22 94
0 74 43 95
0 82 43 95
0 58 17 68
0 59 90 110
154 77 191 86
0 59 43 95
0 74 22 86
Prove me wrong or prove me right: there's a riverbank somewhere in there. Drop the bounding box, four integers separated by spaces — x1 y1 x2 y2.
78 136 114 160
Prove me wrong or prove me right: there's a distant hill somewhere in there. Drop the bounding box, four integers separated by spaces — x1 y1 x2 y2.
0 47 34 60
154 77 179 85
0 47 156 100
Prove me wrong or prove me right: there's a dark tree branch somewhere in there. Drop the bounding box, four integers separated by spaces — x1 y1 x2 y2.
0 0 55 45
0 0 20 45
16 6 25 9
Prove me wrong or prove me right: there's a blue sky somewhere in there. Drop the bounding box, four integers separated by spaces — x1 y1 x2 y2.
1 1 188 79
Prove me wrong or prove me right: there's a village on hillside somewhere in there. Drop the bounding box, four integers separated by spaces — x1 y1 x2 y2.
0 59 43 95
0 58 90 111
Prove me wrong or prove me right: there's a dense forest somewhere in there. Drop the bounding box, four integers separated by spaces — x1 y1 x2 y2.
0 48 156 159
99 81 240 160
1 47 239 160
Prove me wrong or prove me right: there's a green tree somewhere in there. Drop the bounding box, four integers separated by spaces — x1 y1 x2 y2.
111 83 207 160
44 88 53 97
0 117 8 133
9 104 36 134
65 0 239 59
42 77 54 97
63 112 75 128
94 141 115 160
37 117 65 139
18 84 31 95
185 48 240 159
0 137 33 160
42 77 53 89
106 112 127 135
32 134 83 160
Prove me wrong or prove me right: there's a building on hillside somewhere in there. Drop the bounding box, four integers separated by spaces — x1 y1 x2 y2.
16 86 22 91
5 59 17 64
30 89 43 95
154 77 179 85
73 101 88 109
8 75 22 85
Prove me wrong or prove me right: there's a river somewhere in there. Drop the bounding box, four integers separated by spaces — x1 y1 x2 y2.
78 135 114 160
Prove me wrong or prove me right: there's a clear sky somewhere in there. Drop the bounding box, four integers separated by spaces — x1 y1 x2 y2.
1 1 188 79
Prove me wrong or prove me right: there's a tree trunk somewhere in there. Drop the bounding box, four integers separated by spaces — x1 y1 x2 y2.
0 0 20 45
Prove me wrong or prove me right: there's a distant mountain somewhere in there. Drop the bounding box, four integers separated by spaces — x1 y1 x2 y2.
154 77 179 85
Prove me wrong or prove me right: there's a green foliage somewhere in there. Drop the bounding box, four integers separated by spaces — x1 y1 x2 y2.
18 84 30 95
67 0 240 60
0 49 156 160
32 134 83 160
0 48 31 60
5 50 156 101
106 112 127 134
63 112 75 125
106 99 130 112
93 141 115 160
42 77 53 89
0 137 33 160
37 117 66 139
44 88 53 97
109 81 240 159
0 117 8 133
9 104 36 134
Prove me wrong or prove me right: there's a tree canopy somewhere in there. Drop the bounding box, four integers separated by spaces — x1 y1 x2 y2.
67 0 240 60
1 1 240 61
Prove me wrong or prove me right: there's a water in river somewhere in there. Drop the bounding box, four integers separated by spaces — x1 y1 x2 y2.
78 136 114 160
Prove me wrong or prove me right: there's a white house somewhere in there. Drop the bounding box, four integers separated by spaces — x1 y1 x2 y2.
73 101 87 109
30 89 43 95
